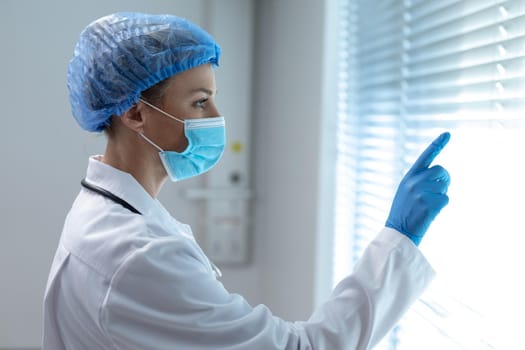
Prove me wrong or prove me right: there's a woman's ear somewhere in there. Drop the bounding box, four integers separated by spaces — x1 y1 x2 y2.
120 103 145 133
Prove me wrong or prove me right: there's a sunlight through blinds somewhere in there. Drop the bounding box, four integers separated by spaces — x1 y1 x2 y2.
333 0 525 349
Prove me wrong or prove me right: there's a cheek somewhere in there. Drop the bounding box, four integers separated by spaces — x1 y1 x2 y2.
165 124 188 152
147 119 187 152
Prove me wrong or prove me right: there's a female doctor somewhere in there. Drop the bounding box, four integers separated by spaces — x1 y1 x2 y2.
43 12 451 350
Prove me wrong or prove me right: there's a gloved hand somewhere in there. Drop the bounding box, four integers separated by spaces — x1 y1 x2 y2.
386 132 451 246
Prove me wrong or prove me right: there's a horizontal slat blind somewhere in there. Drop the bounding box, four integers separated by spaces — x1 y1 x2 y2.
405 0 525 123
334 0 525 349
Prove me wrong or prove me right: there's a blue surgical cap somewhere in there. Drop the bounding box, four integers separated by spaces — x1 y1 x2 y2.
67 12 221 132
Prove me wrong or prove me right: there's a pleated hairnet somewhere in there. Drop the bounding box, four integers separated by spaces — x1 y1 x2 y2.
67 12 221 132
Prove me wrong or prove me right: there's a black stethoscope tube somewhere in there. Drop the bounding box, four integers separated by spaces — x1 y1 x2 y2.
80 179 141 215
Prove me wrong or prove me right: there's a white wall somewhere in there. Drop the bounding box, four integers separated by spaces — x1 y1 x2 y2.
252 0 333 320
0 0 334 347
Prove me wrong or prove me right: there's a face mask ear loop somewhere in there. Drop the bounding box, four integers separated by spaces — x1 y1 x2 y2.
139 132 165 152
139 98 185 124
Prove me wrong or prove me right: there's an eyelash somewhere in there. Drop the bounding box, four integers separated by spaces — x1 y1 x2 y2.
195 98 208 109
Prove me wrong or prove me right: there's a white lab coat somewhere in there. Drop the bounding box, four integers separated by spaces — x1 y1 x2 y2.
43 155 435 350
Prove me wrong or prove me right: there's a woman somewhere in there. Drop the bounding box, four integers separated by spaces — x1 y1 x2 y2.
43 12 451 349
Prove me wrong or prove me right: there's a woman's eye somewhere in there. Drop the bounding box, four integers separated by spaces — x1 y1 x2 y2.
195 98 208 108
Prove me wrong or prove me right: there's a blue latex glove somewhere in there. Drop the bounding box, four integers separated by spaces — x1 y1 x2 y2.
386 132 451 246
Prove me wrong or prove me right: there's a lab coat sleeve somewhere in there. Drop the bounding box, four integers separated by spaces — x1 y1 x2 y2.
298 227 435 349
100 227 434 350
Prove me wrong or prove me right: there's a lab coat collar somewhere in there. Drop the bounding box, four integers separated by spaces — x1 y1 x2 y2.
85 155 160 217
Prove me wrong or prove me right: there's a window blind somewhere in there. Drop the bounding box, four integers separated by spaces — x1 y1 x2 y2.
333 0 525 349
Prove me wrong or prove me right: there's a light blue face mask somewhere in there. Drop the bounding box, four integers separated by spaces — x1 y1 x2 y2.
139 99 225 182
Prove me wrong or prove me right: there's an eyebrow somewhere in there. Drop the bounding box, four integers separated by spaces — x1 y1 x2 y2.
190 87 217 96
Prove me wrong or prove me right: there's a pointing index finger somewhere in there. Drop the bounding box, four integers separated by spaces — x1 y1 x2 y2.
408 132 450 174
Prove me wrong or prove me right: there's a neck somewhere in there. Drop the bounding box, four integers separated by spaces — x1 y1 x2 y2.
103 133 167 198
